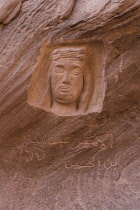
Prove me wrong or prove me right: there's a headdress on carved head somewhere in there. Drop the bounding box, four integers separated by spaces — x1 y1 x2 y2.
52 47 86 61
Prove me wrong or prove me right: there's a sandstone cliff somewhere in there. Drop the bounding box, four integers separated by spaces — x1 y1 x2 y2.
0 0 140 209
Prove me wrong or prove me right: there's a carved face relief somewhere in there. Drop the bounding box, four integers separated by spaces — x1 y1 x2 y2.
28 43 105 116
51 58 84 105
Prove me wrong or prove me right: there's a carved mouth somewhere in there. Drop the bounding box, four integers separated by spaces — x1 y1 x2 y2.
59 85 71 92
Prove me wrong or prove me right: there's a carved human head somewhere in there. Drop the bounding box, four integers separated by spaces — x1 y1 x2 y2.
51 47 86 108
28 42 105 116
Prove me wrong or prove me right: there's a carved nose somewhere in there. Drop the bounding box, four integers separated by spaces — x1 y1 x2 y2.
63 72 69 84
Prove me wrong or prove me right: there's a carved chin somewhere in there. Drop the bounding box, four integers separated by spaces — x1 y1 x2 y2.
54 93 75 104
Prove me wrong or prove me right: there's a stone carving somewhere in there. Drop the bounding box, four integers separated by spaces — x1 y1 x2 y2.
28 42 106 116
51 47 85 115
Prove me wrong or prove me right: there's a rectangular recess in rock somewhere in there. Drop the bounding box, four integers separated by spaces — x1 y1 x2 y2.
28 41 106 116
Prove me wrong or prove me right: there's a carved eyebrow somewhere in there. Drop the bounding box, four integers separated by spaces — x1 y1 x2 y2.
71 64 81 68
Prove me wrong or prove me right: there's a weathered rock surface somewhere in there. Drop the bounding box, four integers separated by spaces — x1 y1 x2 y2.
0 0 140 209
0 0 23 25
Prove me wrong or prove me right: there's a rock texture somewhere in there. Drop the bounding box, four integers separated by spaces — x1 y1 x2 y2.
0 0 140 209
0 0 23 25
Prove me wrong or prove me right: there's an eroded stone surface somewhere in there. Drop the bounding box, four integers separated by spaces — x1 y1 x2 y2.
0 0 23 24
0 0 140 209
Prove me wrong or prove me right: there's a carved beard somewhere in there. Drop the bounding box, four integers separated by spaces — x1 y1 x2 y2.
53 85 76 104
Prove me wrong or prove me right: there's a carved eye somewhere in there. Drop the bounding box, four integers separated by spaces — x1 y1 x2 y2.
54 67 64 73
72 68 81 75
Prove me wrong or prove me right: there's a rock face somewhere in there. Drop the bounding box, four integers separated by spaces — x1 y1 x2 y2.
0 0 23 24
0 0 140 209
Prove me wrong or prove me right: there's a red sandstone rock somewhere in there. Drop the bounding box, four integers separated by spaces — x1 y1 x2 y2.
0 0 140 209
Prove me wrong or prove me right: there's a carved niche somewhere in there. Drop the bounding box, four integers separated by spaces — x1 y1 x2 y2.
28 42 106 116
